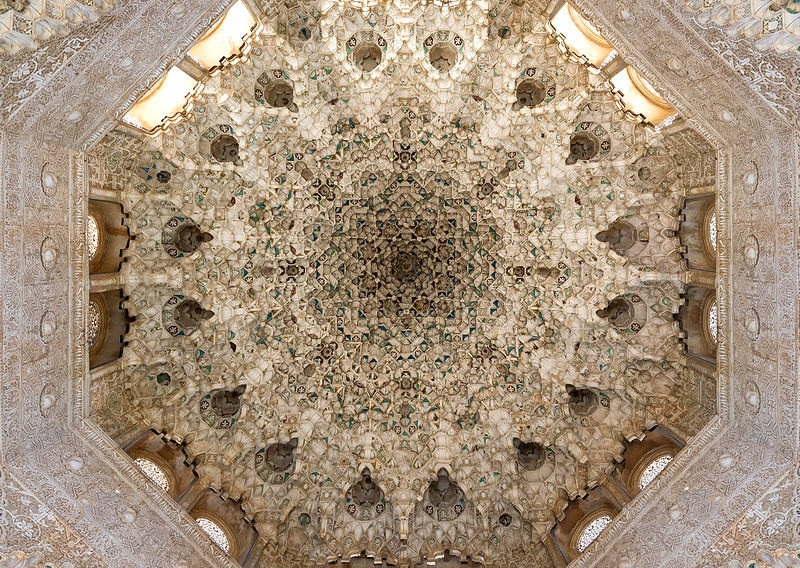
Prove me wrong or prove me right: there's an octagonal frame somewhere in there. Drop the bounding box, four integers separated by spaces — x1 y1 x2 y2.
0 1 796 568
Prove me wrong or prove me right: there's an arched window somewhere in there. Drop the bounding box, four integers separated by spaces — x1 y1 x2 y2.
134 457 171 492
699 202 717 263
707 208 717 253
707 299 718 344
702 295 718 349
88 214 100 261
196 517 231 552
576 514 612 552
637 454 673 490
87 300 102 348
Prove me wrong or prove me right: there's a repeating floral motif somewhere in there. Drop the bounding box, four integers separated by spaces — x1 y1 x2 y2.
0 0 112 56
685 8 800 130
683 0 800 53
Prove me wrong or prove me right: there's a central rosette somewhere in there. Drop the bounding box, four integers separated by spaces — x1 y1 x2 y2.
312 174 503 344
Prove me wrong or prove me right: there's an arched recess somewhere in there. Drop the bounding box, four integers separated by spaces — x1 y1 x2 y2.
411 554 484 568
678 195 716 272
189 490 258 563
327 554 399 568
610 425 683 498
88 199 130 275
124 429 198 501
679 286 717 365
88 290 131 369
550 485 621 562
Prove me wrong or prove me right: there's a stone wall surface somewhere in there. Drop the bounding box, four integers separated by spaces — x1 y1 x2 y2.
0 0 798 567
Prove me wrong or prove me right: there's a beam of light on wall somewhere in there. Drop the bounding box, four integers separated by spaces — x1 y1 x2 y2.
549 3 614 70
122 67 199 133
188 0 258 70
608 66 677 129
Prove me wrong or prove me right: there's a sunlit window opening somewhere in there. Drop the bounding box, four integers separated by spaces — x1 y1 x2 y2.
576 514 612 552
87 214 100 260
609 66 677 128
188 1 258 70
87 300 101 348
708 209 717 253
122 67 199 134
707 299 718 345
638 454 673 490
549 3 615 69
197 517 231 552
134 457 171 492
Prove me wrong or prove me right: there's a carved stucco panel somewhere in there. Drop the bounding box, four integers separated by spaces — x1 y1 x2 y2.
675 1 800 131
566 0 798 566
0 468 101 567
0 0 235 149
692 462 800 566
0 52 239 568
1 128 240 565
0 33 94 122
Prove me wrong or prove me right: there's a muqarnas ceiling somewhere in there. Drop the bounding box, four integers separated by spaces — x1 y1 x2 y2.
87 0 715 565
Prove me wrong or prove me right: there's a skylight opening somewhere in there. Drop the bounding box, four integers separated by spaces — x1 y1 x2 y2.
549 3 615 70
120 1 260 134
122 67 199 134
188 1 259 71
608 66 677 129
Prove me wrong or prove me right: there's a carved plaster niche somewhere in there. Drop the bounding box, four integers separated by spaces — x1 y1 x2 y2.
255 438 298 484
566 119 614 165
422 468 467 521
513 437 555 472
199 125 243 166
513 79 546 110
424 31 462 75
345 468 387 520
200 385 247 429
347 32 387 74
254 70 298 112
162 295 214 337
596 295 646 333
